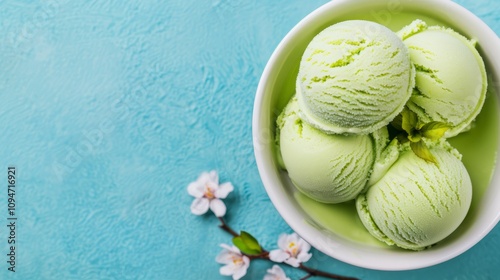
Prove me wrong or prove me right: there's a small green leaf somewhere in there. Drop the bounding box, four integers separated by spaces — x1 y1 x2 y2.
408 133 422 143
401 108 418 135
396 134 409 144
391 114 403 131
420 122 450 140
415 122 425 130
232 237 261 255
410 141 437 164
240 231 261 252
232 231 262 255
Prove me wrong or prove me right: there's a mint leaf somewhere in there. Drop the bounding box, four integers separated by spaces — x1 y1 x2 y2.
401 108 418 135
410 141 437 164
407 133 422 143
397 134 409 144
232 231 262 255
391 114 403 131
420 122 450 140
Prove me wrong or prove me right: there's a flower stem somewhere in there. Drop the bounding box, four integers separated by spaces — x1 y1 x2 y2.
248 251 270 260
217 216 238 237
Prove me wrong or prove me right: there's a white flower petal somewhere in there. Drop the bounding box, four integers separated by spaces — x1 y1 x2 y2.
298 238 311 253
271 265 285 275
198 171 213 185
220 264 235 276
206 181 219 195
215 182 234 199
264 265 284 280
216 244 244 264
277 233 289 250
229 245 242 255
284 257 300 268
269 249 289 263
267 265 290 280
297 251 312 263
210 199 227 217
215 253 231 264
216 250 233 264
288 233 299 244
190 198 209 215
232 267 247 280
232 257 249 280
265 265 289 280
187 182 204 198
222 244 242 255
208 170 219 185
242 255 250 267
220 243 234 251
219 254 248 280
263 274 274 280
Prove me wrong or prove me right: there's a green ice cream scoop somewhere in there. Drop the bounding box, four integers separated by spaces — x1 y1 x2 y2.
399 20 487 137
296 20 415 135
277 96 388 204
356 140 472 250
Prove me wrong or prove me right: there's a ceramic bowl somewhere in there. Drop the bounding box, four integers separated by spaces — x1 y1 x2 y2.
253 0 500 270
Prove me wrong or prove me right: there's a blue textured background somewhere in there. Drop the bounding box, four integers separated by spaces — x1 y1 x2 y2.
0 0 499 279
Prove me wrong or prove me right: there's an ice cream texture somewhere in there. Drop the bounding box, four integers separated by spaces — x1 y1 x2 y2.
296 20 415 135
277 97 388 204
275 18 490 251
356 140 472 250
398 20 487 137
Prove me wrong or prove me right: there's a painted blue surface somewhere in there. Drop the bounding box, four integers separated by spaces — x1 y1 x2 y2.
0 0 499 279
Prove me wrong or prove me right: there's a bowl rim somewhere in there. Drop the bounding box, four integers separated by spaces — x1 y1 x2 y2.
253 0 500 271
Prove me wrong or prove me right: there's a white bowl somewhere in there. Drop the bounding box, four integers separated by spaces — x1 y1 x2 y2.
253 0 500 271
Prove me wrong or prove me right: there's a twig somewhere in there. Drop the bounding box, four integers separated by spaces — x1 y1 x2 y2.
248 251 270 260
217 217 359 280
217 216 238 237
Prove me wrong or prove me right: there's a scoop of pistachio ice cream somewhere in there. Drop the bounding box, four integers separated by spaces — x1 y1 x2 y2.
398 20 487 137
296 20 415 135
277 96 388 203
356 139 472 250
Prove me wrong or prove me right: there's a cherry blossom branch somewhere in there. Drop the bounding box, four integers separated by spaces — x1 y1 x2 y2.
247 251 270 260
218 217 270 258
188 171 359 280
217 217 238 237
217 215 358 280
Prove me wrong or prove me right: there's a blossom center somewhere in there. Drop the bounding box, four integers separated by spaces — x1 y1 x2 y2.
231 256 243 266
287 242 298 256
204 184 215 199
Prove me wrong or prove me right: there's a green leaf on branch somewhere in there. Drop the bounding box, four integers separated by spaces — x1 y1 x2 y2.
420 122 450 140
410 141 437 164
240 231 261 252
232 231 262 255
